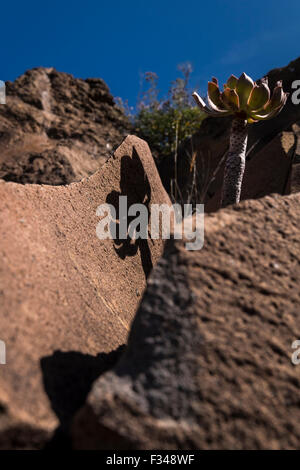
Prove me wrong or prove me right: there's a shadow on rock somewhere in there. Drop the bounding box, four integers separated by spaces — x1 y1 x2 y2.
40 345 125 448
106 147 153 280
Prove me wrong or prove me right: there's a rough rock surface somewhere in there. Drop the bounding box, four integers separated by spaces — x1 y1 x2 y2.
73 192 300 450
0 135 171 449
0 67 130 185
162 56 300 210
289 122 300 194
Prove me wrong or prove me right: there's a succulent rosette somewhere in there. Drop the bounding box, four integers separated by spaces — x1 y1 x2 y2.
193 73 289 123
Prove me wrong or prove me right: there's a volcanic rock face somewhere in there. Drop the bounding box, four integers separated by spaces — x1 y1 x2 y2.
0 135 171 449
73 192 300 450
163 56 300 210
289 122 300 194
0 67 130 185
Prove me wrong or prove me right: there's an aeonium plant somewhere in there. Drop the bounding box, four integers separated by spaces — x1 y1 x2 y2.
192 73 289 208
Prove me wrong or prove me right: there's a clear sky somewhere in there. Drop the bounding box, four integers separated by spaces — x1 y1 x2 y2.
1 0 299 109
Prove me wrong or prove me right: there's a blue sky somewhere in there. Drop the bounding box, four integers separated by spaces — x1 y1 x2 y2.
1 0 299 109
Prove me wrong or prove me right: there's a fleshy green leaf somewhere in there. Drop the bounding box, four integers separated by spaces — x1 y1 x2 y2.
220 88 239 111
248 83 270 111
225 74 238 90
268 84 285 110
192 92 220 116
192 92 231 117
250 94 288 120
208 81 227 110
236 73 254 109
260 76 269 86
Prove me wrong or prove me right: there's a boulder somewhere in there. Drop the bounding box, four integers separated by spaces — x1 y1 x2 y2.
0 67 130 185
73 192 300 450
0 135 171 449
289 122 300 194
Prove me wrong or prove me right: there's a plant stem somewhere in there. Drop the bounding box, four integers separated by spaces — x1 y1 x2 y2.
221 118 248 208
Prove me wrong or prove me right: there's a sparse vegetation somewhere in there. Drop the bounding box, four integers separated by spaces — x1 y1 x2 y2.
116 63 206 163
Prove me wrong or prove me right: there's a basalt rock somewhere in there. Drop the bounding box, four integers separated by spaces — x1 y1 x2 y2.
0 67 131 185
0 135 171 449
73 192 300 450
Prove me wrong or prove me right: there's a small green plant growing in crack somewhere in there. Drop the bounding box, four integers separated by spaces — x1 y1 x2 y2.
193 73 289 208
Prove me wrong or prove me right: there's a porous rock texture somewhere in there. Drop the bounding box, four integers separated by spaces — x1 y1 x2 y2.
0 67 130 185
160 56 300 210
73 192 300 450
0 135 171 449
